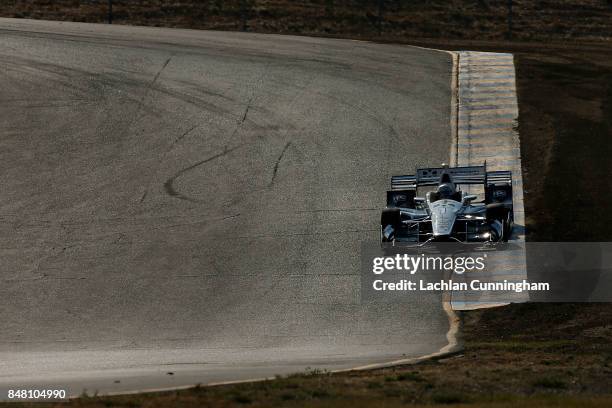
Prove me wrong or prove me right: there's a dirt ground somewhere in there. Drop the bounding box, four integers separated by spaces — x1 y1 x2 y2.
515 48 612 241
1 1 612 42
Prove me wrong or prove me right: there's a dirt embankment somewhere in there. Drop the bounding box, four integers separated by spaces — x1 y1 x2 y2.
2 1 612 42
515 49 612 241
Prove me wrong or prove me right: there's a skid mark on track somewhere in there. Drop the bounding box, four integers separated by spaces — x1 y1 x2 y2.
264 76 402 145
160 91 256 203
163 145 243 202
296 208 378 213
171 124 199 147
138 190 148 203
141 56 172 104
269 141 292 187
226 97 253 143
132 55 173 124
143 56 172 102
154 57 172 83
161 84 259 203
241 97 252 123
139 124 199 203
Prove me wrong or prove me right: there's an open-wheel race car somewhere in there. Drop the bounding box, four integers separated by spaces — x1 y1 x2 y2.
381 163 514 245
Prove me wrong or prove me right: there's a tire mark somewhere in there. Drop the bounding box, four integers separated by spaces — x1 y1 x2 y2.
163 144 243 202
138 190 148 203
139 124 199 204
172 124 199 146
241 97 252 123
231 228 378 240
152 57 172 85
296 208 378 213
137 55 173 113
227 97 253 144
269 141 292 187
161 89 256 203
272 77 403 144
2 56 233 119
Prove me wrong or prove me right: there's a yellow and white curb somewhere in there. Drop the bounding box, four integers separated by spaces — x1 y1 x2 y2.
452 51 528 310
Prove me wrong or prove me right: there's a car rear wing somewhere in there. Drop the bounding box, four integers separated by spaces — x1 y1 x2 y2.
390 164 511 191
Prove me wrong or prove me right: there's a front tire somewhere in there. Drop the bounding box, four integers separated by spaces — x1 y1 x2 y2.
381 208 401 243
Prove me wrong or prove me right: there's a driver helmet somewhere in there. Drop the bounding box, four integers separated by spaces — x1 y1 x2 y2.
437 183 455 199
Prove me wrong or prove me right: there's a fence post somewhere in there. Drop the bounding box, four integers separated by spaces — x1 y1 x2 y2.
108 0 113 24
377 0 384 35
325 0 334 18
240 0 248 31
507 0 513 40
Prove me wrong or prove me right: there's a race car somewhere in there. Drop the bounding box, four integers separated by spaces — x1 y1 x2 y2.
381 163 514 244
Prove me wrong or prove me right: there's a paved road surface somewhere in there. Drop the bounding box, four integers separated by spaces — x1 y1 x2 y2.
0 19 452 396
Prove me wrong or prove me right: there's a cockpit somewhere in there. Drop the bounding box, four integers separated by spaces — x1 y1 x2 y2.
428 173 462 202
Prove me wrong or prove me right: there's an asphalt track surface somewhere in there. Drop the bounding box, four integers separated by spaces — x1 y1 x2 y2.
0 19 452 396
